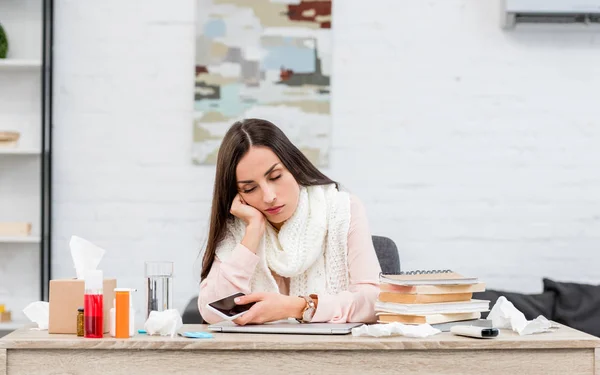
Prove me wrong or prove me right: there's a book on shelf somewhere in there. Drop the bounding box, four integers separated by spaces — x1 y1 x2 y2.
0 131 20 148
0 222 32 236
0 311 12 323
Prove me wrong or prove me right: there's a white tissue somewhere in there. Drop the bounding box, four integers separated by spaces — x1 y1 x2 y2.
22 301 50 330
487 296 553 335
144 309 183 338
70 235 106 279
352 322 441 338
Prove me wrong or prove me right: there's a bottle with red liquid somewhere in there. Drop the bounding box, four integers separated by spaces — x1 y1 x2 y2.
84 270 104 338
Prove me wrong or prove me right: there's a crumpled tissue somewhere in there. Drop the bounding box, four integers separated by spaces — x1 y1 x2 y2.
487 296 555 335
22 301 50 330
70 235 106 280
144 309 183 338
352 322 441 338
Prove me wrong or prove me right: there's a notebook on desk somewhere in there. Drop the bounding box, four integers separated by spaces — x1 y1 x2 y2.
380 269 479 286
208 320 363 335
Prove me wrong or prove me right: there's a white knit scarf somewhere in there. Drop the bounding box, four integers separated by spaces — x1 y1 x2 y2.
216 184 351 297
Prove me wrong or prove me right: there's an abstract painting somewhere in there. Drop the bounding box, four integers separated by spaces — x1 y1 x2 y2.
193 0 332 166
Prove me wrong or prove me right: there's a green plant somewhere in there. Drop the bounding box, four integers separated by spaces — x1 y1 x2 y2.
0 23 8 58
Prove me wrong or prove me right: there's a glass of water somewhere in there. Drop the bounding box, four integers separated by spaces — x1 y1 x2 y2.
145 261 173 318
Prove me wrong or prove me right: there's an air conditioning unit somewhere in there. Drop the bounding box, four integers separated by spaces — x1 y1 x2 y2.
502 0 600 29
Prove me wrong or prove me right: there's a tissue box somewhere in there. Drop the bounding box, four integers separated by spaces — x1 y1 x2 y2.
49 278 116 334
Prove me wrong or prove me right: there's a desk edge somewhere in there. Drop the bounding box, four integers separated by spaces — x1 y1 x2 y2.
1 338 599 351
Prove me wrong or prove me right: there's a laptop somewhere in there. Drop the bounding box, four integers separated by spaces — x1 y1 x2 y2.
208 320 364 335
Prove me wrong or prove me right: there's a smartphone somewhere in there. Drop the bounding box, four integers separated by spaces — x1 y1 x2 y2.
206 292 256 321
450 325 500 339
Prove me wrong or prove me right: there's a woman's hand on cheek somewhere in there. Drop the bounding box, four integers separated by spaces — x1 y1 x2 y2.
230 193 265 227
232 293 306 326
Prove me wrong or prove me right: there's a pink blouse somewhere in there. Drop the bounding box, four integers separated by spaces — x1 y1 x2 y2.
198 195 382 324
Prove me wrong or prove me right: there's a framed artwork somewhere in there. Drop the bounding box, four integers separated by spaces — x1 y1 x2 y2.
193 0 332 166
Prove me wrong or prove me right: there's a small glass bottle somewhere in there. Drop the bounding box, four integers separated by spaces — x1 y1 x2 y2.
77 308 84 337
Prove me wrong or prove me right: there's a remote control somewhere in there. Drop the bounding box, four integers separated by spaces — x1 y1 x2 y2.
450 325 499 339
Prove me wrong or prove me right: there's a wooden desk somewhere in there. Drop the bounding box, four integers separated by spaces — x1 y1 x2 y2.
1 323 599 375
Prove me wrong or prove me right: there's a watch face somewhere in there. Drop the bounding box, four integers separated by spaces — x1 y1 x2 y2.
302 309 313 322
302 304 315 322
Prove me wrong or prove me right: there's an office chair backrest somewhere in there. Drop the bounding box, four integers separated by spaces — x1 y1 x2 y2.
372 235 400 274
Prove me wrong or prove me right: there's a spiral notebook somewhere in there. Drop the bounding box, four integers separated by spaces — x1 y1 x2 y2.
379 269 479 286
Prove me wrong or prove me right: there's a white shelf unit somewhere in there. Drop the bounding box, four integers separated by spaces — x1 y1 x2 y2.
0 59 42 70
0 0 51 327
0 148 40 155
0 236 41 244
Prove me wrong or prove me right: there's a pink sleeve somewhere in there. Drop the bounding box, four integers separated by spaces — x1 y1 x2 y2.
311 195 382 323
197 244 260 324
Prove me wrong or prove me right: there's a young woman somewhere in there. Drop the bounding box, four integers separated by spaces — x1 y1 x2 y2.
198 118 381 325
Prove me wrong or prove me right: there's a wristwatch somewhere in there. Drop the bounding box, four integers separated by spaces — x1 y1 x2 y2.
298 294 318 323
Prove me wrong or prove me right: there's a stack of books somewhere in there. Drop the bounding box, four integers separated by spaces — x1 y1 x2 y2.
376 270 489 325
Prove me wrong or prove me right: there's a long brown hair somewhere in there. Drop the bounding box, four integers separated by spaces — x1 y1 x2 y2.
200 118 337 280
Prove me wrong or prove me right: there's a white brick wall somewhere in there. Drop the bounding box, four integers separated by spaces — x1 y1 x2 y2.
47 0 600 325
